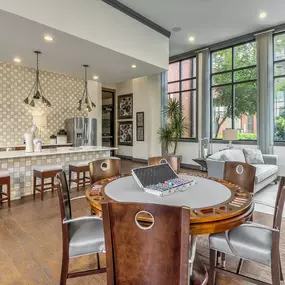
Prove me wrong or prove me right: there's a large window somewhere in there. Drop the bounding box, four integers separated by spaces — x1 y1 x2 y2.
168 57 197 139
211 42 257 140
274 33 285 141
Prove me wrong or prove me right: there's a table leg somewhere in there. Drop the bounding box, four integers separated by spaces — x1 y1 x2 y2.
188 235 208 285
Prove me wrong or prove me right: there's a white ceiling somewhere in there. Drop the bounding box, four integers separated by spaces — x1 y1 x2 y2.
0 9 164 84
119 0 285 56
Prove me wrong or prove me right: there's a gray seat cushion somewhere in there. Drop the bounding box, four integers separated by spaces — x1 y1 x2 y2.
69 160 90 167
254 164 278 183
0 170 9 177
33 164 63 172
209 225 273 266
69 218 105 258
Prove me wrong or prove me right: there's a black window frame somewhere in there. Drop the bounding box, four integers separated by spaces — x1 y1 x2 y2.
210 40 257 144
273 32 285 144
168 56 198 142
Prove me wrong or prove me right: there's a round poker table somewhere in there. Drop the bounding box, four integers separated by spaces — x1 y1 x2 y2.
86 174 253 285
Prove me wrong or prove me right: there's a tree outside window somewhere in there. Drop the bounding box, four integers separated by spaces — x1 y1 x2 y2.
211 42 257 140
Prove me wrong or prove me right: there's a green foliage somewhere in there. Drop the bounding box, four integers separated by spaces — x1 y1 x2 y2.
238 133 257 140
157 98 187 155
275 116 285 141
212 43 257 139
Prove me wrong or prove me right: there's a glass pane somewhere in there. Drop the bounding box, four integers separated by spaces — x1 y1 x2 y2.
211 85 232 139
234 42 256 68
181 91 196 138
212 72 232 86
274 34 285 61
234 82 257 140
168 82 179 93
168 93 180 102
168 62 180 82
234 67 256 82
181 57 196 79
181 79 196 90
274 77 285 141
274 61 285 76
212 48 232 73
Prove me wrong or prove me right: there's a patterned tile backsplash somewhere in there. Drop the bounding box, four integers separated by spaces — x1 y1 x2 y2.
0 61 87 146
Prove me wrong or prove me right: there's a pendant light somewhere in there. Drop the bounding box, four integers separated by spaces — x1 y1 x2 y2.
23 51 51 107
77 65 96 112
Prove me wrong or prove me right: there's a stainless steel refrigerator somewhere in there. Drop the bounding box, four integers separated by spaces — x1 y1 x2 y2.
65 117 97 147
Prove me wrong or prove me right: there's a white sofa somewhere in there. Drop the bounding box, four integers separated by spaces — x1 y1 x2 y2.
206 149 278 193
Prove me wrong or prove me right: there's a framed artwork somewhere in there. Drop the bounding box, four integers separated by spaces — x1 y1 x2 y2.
118 121 133 146
136 112 144 141
118 94 133 119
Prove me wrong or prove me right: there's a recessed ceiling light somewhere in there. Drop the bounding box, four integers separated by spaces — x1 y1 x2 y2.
131 64 137 68
93 75 99 80
13 57 22 63
189 36 195 42
44 35 54 42
172 27 182 32
259 12 267 19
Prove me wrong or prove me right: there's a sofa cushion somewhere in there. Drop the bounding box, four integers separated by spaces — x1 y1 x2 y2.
220 149 246 163
254 164 278 184
243 148 264 164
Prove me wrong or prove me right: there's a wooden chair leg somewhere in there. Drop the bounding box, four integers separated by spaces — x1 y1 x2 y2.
41 178 44 201
96 253 101 269
0 185 2 206
272 251 281 285
221 252 226 268
209 249 217 285
33 175 37 198
280 255 283 281
7 180 10 208
236 258 243 274
60 253 69 285
76 172 80 192
51 177 55 192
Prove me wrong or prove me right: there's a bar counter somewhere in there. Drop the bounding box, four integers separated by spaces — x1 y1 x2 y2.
0 146 116 200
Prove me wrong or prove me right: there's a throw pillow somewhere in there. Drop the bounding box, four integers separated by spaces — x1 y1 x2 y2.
243 148 264 164
220 149 246 162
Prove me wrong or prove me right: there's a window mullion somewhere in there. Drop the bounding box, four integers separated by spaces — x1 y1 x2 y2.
232 46 235 129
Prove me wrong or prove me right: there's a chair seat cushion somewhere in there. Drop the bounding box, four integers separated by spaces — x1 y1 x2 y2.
209 225 273 266
254 164 278 183
69 161 90 167
0 170 9 177
33 164 63 172
69 217 105 258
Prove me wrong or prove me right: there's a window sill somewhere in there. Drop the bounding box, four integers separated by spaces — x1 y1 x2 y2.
211 139 257 145
274 141 285 146
178 138 198 143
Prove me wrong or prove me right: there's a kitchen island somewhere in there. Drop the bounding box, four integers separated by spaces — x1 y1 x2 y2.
0 146 116 200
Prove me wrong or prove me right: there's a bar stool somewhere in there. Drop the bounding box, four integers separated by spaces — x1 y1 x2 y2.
69 161 90 191
0 171 10 208
33 165 63 201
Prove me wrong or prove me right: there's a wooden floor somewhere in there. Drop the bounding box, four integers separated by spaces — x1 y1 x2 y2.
0 159 284 284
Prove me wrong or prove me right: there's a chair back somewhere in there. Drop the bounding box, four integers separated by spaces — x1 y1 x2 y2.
102 202 190 285
148 156 180 173
89 157 121 184
223 161 256 194
273 176 285 230
56 171 72 222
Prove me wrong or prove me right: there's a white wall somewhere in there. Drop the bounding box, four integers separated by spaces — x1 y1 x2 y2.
88 80 103 146
115 74 162 160
0 0 169 70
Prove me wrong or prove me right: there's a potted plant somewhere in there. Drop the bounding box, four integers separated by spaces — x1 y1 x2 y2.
157 98 187 155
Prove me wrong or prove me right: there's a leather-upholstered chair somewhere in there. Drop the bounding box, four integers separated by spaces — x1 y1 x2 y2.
102 202 190 285
56 171 106 285
208 177 285 285
148 156 181 173
89 157 121 184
